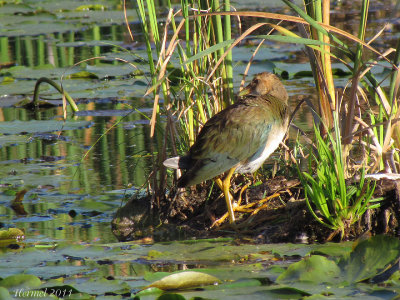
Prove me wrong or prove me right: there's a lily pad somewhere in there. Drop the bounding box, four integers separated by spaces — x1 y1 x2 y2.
276 255 341 284
68 71 99 79
0 228 25 241
0 65 78 80
70 278 131 296
0 274 41 289
0 135 31 147
0 16 77 37
57 40 124 47
0 120 92 134
0 287 12 300
339 235 400 283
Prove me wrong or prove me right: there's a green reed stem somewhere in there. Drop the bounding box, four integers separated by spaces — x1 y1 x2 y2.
136 0 156 84
389 39 400 106
224 0 234 104
354 0 369 73
33 77 79 112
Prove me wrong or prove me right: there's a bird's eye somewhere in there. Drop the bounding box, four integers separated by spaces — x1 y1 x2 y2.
253 79 259 85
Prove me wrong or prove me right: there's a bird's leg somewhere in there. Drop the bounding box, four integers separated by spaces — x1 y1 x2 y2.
236 183 249 207
214 177 233 207
210 168 236 227
214 177 234 223
214 178 224 191
211 178 229 227
222 167 237 223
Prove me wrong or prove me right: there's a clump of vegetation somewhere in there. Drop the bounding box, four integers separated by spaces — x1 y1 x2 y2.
285 0 399 238
296 113 382 239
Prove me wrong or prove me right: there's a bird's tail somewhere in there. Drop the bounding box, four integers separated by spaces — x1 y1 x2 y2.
164 156 195 187
163 157 181 169
163 155 192 169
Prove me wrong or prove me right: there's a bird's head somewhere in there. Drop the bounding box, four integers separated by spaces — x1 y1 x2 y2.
238 72 288 102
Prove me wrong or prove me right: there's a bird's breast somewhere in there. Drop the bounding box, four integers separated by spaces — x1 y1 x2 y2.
235 125 287 173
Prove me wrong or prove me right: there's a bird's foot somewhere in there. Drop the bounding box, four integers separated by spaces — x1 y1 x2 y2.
210 191 281 228
210 184 250 228
210 212 230 228
236 192 280 215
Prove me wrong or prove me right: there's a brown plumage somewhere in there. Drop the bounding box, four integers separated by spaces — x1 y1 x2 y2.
164 72 290 223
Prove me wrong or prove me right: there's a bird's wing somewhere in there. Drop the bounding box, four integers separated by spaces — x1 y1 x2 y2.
179 96 286 186
192 97 283 161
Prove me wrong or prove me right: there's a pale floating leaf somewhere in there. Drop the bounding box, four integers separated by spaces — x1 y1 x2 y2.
147 271 221 291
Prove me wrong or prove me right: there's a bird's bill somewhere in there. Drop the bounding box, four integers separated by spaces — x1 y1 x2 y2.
238 85 252 97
